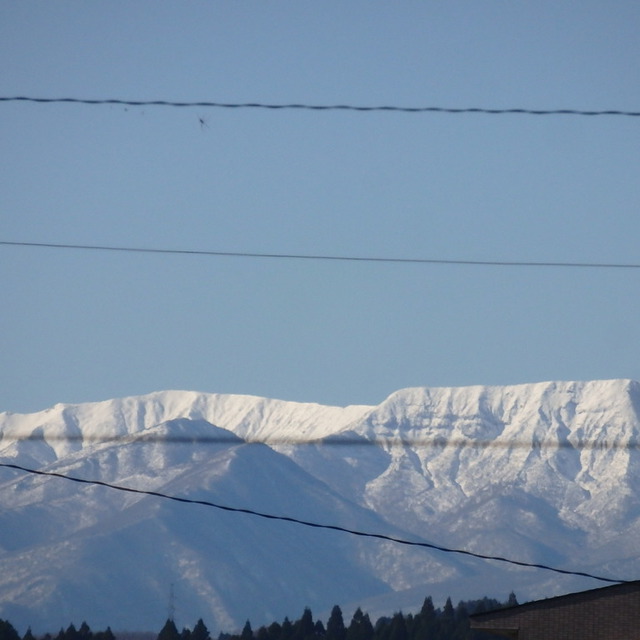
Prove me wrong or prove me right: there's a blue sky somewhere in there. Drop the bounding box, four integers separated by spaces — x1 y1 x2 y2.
1 2 639 414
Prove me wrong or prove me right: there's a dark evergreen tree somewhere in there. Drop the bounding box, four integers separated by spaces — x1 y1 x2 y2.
158 619 181 640
280 618 293 640
372 616 388 640
386 614 407 640
325 606 345 640
267 622 282 640
293 608 314 640
93 628 115 640
412 596 436 640
345 609 373 640
471 599 487 615
506 592 518 607
451 602 469 640
22 628 36 640
438 597 455 640
181 628 192 640
240 621 253 640
462 595 508 616
192 620 210 640
77 623 92 640
402 614 414 640
420 597 435 618
0 620 20 640
313 621 325 638
65 624 80 640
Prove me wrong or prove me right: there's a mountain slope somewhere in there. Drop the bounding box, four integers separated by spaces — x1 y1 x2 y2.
0 419 393 632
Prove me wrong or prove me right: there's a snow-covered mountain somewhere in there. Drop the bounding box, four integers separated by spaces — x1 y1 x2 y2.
1 380 639 634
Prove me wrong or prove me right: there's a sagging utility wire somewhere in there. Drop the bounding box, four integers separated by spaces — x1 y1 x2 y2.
0 461 629 586
2 241 640 270
1 96 639 117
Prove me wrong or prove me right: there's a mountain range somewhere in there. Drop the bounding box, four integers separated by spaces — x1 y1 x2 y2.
1 379 639 634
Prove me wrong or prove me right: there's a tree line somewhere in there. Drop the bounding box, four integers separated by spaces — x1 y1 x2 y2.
159 593 516 640
0 592 516 640
0 621 115 640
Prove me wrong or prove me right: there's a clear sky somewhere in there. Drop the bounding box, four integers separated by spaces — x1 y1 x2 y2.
1 2 639 414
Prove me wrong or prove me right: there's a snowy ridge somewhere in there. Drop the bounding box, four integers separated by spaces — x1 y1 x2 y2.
0 380 639 633
0 391 372 462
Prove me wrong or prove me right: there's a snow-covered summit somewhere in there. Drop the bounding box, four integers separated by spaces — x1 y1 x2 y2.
0 390 373 462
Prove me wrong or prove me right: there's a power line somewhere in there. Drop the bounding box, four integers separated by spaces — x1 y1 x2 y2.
1 96 639 118
0 461 627 585
3 241 640 270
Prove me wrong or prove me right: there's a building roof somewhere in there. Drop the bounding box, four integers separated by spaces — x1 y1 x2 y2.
471 580 640 620
470 581 640 640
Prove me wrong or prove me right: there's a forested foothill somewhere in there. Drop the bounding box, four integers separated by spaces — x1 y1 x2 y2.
0 593 517 640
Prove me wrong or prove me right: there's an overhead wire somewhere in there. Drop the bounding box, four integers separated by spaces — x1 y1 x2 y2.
0 96 639 117
0 461 628 585
2 241 640 270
